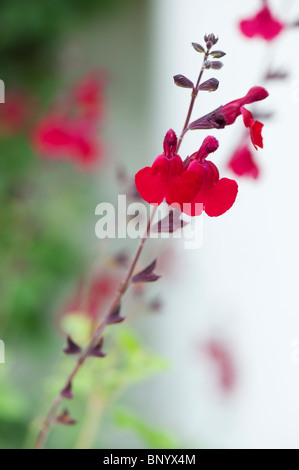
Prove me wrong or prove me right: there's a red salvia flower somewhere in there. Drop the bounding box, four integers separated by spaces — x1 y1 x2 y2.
189 88 269 144
239 2 284 41
33 113 101 168
221 87 268 149
32 72 106 168
184 136 238 217
135 129 200 208
221 86 269 125
136 133 238 217
228 141 260 179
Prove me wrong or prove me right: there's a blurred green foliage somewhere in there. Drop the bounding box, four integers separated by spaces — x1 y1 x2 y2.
26 321 172 449
114 408 177 449
0 0 174 450
0 0 135 86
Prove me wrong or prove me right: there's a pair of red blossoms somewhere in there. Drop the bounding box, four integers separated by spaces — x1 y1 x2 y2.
135 87 268 217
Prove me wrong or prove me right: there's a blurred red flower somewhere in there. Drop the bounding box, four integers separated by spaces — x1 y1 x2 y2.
239 2 284 41
228 142 260 179
33 113 100 167
61 272 119 322
32 72 106 168
0 91 36 135
203 339 236 394
74 72 107 120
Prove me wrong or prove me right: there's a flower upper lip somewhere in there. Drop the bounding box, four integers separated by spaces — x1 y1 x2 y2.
239 4 284 41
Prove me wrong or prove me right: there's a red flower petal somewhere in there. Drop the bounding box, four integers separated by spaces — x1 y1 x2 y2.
167 170 201 207
204 178 238 217
240 107 253 127
250 120 264 150
182 157 238 217
135 163 167 206
135 154 200 207
33 114 72 158
241 107 264 150
182 163 237 217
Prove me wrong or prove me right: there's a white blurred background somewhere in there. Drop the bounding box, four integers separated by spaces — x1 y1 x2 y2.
128 0 299 450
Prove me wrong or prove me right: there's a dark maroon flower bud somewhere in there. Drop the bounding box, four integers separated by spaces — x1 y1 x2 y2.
189 107 227 130
61 381 74 400
56 410 77 425
210 50 226 58
206 40 213 50
198 78 219 92
211 61 223 70
132 260 161 283
173 74 194 89
63 336 81 355
88 337 106 358
203 60 212 69
163 129 177 157
205 33 218 45
107 303 124 325
192 42 205 53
